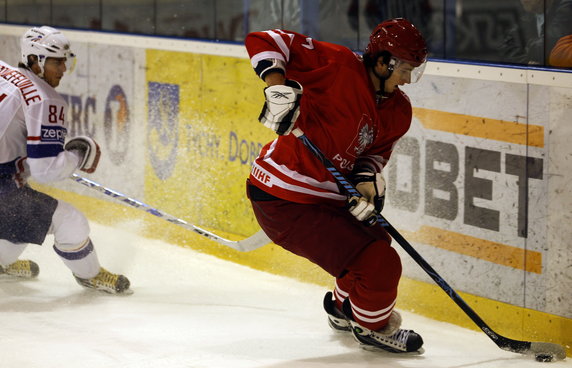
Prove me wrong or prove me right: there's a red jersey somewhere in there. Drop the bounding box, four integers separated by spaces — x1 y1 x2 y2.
245 29 413 205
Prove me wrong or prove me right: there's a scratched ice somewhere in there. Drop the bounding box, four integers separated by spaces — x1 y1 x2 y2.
0 222 570 368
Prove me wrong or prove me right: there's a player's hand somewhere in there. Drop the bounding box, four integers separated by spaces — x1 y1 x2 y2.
65 136 101 173
347 171 386 225
258 79 303 135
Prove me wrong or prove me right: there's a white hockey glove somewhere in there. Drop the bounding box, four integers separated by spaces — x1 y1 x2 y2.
65 136 101 174
258 79 303 135
347 171 386 225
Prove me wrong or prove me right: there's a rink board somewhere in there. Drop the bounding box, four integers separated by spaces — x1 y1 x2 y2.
0 25 570 354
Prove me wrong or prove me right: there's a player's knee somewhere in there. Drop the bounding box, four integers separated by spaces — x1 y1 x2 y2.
358 240 402 287
51 200 90 249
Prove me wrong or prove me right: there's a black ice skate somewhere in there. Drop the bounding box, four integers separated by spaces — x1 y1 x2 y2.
74 267 131 294
342 299 424 353
0 260 39 278
323 291 351 332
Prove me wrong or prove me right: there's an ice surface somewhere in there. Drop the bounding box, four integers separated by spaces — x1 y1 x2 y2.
1 222 570 368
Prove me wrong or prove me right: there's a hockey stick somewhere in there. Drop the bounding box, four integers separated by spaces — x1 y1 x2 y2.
292 127 566 361
70 174 271 252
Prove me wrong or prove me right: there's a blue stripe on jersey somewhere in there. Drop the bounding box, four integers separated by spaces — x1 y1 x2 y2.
27 142 64 158
27 125 67 158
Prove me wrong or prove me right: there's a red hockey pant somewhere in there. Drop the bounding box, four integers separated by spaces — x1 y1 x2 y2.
249 189 401 331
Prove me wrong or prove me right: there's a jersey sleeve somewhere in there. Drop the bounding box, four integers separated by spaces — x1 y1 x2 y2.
353 154 388 175
24 96 80 183
245 29 340 80
245 29 294 79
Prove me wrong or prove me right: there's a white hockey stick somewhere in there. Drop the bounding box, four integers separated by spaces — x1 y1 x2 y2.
70 174 271 252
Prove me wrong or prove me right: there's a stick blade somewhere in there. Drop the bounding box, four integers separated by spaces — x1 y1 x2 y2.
528 342 567 361
498 337 567 361
234 229 272 252
195 227 271 252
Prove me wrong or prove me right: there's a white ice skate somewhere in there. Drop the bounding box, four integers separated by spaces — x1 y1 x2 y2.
342 298 424 353
74 267 131 294
323 291 351 332
0 260 39 278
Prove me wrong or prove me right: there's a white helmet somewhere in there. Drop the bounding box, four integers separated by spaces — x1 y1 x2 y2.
21 26 76 75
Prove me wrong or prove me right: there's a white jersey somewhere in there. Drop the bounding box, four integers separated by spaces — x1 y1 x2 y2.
0 60 80 193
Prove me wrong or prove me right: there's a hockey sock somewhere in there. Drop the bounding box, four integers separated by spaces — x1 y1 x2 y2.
53 239 101 279
0 240 28 266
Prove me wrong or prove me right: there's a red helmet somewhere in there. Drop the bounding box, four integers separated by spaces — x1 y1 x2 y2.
365 18 427 67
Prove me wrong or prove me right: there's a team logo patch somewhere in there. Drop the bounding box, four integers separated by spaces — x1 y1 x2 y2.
41 125 66 143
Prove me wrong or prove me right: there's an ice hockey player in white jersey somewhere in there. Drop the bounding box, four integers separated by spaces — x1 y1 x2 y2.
0 26 130 294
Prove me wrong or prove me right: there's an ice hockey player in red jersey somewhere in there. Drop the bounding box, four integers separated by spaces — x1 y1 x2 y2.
245 18 428 353
0 26 130 294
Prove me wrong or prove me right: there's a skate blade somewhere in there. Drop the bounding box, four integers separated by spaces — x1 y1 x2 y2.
327 319 351 333
116 288 134 296
0 274 39 281
80 286 134 295
359 343 425 355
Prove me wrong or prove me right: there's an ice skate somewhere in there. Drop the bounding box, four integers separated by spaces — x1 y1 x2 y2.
0 260 40 278
342 299 424 353
323 291 351 332
74 267 130 294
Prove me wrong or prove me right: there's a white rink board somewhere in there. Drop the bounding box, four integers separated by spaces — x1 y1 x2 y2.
528 82 572 317
397 68 571 318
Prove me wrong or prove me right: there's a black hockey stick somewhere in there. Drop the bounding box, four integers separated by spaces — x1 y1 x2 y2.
70 174 271 252
292 127 566 361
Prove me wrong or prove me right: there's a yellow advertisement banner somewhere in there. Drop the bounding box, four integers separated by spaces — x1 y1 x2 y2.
144 49 275 237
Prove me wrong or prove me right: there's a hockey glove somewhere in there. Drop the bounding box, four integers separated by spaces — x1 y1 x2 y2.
65 136 101 174
258 79 303 135
347 171 386 225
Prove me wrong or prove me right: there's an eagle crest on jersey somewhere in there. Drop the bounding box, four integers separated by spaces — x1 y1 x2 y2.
355 124 374 156
345 114 375 159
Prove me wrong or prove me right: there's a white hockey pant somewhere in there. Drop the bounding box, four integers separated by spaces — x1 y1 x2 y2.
0 200 100 278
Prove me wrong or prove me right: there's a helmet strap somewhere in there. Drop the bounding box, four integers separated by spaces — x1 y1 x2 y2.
372 57 396 103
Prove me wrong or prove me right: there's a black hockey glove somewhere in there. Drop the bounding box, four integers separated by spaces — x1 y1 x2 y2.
347 171 386 225
258 79 303 135
65 136 101 174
